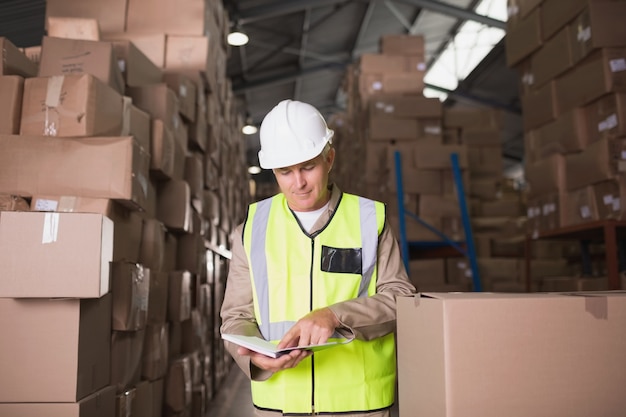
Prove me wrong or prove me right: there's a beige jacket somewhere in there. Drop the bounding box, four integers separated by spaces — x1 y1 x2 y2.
219 185 417 380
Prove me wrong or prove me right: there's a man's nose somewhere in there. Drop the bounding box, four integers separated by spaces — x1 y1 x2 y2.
294 171 306 187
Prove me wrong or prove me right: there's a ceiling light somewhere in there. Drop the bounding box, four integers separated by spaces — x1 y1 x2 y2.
248 166 262 175
228 29 249 46
242 116 258 135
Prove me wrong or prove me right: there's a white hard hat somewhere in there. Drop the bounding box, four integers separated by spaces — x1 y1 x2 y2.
258 99 334 169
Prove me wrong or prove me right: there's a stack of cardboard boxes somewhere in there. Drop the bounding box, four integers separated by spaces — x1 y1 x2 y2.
507 0 626 291
0 0 249 414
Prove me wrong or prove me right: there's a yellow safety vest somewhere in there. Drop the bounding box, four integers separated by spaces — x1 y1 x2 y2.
243 192 396 414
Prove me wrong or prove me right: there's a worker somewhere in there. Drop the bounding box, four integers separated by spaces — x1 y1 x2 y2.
220 99 417 417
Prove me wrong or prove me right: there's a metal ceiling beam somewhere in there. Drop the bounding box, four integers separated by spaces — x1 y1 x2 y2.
233 0 349 25
396 0 506 29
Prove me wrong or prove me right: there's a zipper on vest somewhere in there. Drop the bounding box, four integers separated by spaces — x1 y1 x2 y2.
309 238 315 414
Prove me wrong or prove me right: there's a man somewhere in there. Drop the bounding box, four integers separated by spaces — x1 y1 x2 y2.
220 99 416 416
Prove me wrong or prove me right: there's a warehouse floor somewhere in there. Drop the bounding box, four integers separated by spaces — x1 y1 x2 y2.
207 364 400 417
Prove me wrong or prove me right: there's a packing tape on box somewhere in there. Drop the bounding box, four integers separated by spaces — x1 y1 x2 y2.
44 76 64 136
121 96 132 136
42 212 60 244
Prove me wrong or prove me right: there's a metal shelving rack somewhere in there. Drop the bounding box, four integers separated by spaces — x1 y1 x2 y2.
394 150 482 291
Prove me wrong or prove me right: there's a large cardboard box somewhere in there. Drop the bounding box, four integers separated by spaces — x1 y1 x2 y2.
585 92 626 143
555 47 626 112
368 116 418 140
565 137 626 190
530 25 573 88
111 329 145 393
380 34 424 56
540 0 588 40
46 0 127 33
568 2 626 65
126 0 210 36
104 32 167 68
521 80 559 130
0 135 150 211
0 37 38 77
0 75 23 134
397 292 626 417
20 74 124 137
142 323 170 381
536 108 588 155
157 180 192 233
111 262 150 331
413 144 468 170
525 153 567 196
38 36 125 95
164 35 213 76
0 212 113 298
163 72 197 122
0 385 116 417
369 94 441 119
112 40 163 87
0 295 112 402
505 7 542 67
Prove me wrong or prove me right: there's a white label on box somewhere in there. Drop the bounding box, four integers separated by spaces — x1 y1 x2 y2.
416 62 426 71
577 26 591 42
609 58 626 72
384 105 395 113
603 194 614 205
34 199 58 212
621 150 626 160
599 114 618 132
375 101 384 109
372 81 382 91
118 59 126 73
180 85 187 97
424 126 442 135
580 205 591 218
42 213 59 244
613 197 621 211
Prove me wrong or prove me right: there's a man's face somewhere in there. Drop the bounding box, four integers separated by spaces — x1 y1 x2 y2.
273 148 335 212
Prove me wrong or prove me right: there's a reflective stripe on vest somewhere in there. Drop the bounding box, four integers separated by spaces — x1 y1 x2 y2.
249 194 379 340
243 192 396 414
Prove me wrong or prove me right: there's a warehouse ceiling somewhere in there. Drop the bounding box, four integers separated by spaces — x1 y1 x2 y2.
0 0 524 186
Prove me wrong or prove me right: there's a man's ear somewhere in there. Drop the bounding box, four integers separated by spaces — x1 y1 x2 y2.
326 147 336 171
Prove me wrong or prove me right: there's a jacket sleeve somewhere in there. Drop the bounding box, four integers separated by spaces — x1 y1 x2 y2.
219 224 274 381
328 220 417 341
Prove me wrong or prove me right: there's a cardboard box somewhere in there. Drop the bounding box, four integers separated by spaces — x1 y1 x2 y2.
565 137 626 190
467 146 503 176
45 0 127 34
0 75 23 134
112 40 163 87
521 80 559 130
163 73 197 122
0 212 113 298
29 196 144 262
157 180 192 233
0 385 116 417
505 7 542 67
168 271 192 322
0 37 38 77
397 292 626 417
139 218 166 271
0 295 112 402
368 116 418 140
128 83 187 148
413 144 468 169
530 25 573 88
165 356 192 413
540 0 588 40
177 232 206 275
164 35 213 75
390 167 442 195
151 119 177 180
111 329 145 393
132 380 153 417
126 101 151 152
536 108 588 155
585 92 626 143
147 271 170 325
126 0 210 36
359 53 412 73
380 34 424 56
569 2 626 65
104 32 167 68
444 107 502 129
0 135 150 211
555 47 626 112
111 262 150 331
38 36 125 95
506 0 543 24
143 323 170 381
525 153 567 196
20 74 124 137
47 16 101 41
369 94 441 118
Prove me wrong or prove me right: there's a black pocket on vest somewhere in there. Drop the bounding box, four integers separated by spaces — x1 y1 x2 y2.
321 245 362 274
